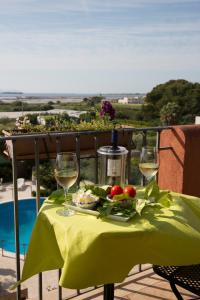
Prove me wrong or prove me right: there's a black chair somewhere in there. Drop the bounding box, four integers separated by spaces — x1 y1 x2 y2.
153 265 200 300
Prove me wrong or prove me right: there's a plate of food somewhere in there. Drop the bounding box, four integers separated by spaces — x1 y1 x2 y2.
67 180 172 221
71 182 138 221
72 189 99 209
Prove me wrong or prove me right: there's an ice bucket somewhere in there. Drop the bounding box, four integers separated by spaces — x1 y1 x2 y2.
98 144 128 186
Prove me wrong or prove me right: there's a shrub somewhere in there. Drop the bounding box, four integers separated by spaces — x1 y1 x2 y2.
115 111 127 119
100 101 115 120
32 161 57 195
160 102 181 125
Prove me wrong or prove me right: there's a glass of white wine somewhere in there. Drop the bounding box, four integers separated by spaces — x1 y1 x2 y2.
139 147 159 182
55 152 79 216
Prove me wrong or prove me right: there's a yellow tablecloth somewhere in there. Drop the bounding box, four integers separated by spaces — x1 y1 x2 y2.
20 189 200 289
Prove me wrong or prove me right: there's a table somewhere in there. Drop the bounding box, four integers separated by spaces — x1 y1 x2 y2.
18 188 200 299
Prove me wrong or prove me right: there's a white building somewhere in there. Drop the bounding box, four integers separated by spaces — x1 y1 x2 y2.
118 97 129 104
118 96 145 104
195 116 200 124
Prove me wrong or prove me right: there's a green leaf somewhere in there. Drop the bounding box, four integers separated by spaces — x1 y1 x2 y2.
112 193 135 201
91 186 108 200
157 193 172 207
136 199 147 215
101 185 112 193
157 191 169 199
97 204 112 217
47 189 72 204
144 180 159 199
141 181 173 210
112 193 126 201
79 180 95 188
79 182 109 200
158 197 171 207
97 199 136 219
147 203 162 208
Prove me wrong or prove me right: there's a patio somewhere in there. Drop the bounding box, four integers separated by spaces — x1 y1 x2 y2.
0 126 200 300
0 181 32 203
0 253 197 300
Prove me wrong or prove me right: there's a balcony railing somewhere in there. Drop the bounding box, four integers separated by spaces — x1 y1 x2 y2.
0 126 171 300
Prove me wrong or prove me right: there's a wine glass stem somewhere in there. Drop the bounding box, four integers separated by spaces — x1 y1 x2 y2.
63 187 68 205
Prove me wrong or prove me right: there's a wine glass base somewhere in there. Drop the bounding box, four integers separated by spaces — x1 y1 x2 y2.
56 208 75 217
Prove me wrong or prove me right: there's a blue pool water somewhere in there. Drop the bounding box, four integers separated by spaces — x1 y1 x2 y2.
0 198 44 254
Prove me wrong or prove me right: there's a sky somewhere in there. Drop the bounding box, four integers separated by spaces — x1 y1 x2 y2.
0 0 200 94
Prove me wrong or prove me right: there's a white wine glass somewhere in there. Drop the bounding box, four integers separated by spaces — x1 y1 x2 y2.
54 152 79 216
139 147 159 183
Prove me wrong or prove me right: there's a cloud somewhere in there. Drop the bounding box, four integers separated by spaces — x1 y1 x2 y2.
0 0 199 15
0 40 199 73
0 18 200 55
0 0 199 92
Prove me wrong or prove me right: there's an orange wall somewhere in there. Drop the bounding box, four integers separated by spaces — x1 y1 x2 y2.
158 125 200 197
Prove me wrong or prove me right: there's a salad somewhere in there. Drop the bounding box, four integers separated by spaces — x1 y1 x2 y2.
72 180 173 220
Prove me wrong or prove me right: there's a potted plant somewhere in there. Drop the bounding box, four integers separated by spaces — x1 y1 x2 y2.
2 102 133 160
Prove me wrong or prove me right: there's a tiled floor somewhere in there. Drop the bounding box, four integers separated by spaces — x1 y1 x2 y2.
0 259 198 300
0 181 32 203
66 268 197 300
114 270 197 300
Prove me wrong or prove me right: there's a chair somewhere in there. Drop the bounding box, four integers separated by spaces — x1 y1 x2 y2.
17 178 25 190
153 265 200 300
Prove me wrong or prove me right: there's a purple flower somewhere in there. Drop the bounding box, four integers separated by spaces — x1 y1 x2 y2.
100 101 115 120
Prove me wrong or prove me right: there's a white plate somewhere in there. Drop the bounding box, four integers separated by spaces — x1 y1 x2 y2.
65 205 136 222
72 199 98 209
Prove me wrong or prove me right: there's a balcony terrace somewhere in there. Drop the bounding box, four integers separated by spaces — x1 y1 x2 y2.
0 126 199 300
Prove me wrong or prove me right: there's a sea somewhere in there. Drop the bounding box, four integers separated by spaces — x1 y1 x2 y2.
0 92 84 103
0 92 145 104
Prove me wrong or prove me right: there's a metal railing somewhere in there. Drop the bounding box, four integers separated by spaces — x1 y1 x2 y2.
0 126 171 300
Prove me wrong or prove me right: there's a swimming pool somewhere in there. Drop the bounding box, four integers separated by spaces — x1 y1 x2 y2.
0 198 44 254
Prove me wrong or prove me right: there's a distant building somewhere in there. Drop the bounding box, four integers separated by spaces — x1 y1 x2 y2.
118 97 129 104
195 116 200 124
118 96 145 104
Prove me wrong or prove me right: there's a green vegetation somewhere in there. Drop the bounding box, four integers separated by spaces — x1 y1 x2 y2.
1 79 199 186
54 101 89 111
2 80 199 129
11 114 114 133
0 118 15 131
32 161 57 196
82 96 103 107
0 151 12 182
0 100 53 112
4 100 146 133
141 79 200 125
160 102 180 125
0 97 151 132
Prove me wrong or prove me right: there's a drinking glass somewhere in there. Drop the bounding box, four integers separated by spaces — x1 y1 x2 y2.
139 147 159 182
54 152 79 216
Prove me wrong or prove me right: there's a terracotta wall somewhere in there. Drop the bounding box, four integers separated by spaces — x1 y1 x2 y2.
158 125 200 197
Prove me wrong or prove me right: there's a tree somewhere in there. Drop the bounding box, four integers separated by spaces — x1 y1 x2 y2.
41 103 53 111
83 96 103 107
143 79 200 124
160 102 180 125
13 100 23 107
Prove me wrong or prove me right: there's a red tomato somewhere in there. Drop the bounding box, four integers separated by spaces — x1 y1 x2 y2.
123 186 136 197
111 185 123 197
